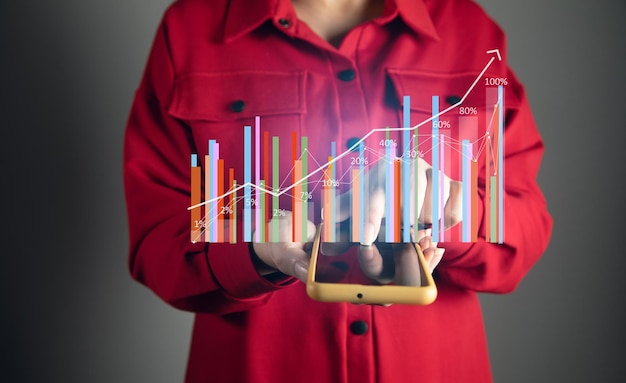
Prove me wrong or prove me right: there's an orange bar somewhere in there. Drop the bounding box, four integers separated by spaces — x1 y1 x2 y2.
264 131 270 242
228 168 235 243
351 169 360 242
217 159 225 243
293 160 302 242
292 132 297 242
191 166 201 243
394 159 401 242
204 155 211 243
471 160 478 242
322 161 332 242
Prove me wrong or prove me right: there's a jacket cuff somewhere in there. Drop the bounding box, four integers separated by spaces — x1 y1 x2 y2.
206 241 297 299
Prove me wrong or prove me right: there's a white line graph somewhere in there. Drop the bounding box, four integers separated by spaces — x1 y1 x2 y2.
188 49 502 211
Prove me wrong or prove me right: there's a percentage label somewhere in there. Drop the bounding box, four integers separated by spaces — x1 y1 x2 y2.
459 107 478 115
485 77 508 86
300 191 313 200
273 208 286 217
220 206 233 215
245 198 257 207
194 220 206 228
379 139 398 148
323 179 340 188
350 156 369 165
433 120 451 129
404 150 425 159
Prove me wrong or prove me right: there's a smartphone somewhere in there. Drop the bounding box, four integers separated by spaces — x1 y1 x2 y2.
306 222 437 305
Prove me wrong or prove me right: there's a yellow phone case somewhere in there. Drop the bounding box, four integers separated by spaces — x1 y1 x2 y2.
306 223 438 305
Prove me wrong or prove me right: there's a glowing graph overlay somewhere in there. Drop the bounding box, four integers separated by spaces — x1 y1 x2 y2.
189 50 506 244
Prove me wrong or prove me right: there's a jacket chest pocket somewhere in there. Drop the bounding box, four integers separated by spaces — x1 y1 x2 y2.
386 69 519 180
167 71 307 154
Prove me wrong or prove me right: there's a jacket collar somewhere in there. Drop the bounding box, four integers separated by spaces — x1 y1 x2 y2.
222 0 439 43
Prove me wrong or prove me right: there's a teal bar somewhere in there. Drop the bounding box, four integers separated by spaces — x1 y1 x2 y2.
402 95 411 242
359 141 365 243
244 126 252 242
301 137 308 240
498 85 505 244
431 96 440 242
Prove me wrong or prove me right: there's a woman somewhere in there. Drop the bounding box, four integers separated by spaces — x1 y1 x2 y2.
124 0 552 381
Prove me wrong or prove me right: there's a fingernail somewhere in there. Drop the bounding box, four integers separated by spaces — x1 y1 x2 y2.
361 224 375 246
294 261 309 281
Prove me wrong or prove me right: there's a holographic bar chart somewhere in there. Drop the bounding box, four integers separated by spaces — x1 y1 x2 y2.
189 87 505 245
189 52 507 245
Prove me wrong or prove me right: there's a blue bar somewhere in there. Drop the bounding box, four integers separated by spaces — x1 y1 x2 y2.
498 85 504 244
207 140 216 242
402 96 411 242
191 153 197 167
244 126 252 242
359 141 365 244
431 96 440 242
462 140 471 242
385 139 392 242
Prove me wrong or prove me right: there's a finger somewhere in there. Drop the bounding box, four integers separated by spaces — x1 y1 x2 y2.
417 235 433 250
362 188 386 246
320 241 354 256
444 180 463 229
417 236 444 273
420 168 433 224
335 189 352 223
271 246 311 282
320 220 353 255
358 244 394 283
391 243 421 286
409 157 429 227
430 247 445 271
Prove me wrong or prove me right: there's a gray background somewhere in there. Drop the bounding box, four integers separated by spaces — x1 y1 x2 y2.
1 0 624 382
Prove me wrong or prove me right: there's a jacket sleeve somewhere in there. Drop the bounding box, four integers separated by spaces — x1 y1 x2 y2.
437 67 553 294
123 19 296 314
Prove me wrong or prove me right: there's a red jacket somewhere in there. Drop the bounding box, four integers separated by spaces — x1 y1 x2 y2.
124 0 552 381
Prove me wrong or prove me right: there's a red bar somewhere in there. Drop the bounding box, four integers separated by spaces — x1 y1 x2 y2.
217 159 225 243
394 159 401 242
485 139 491 242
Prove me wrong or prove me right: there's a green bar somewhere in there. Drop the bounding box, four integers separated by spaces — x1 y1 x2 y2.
259 180 265 243
490 176 497 242
272 137 279 243
301 137 308 240
231 180 237 243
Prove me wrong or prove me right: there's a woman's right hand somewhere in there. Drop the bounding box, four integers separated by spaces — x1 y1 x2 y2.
251 211 316 282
